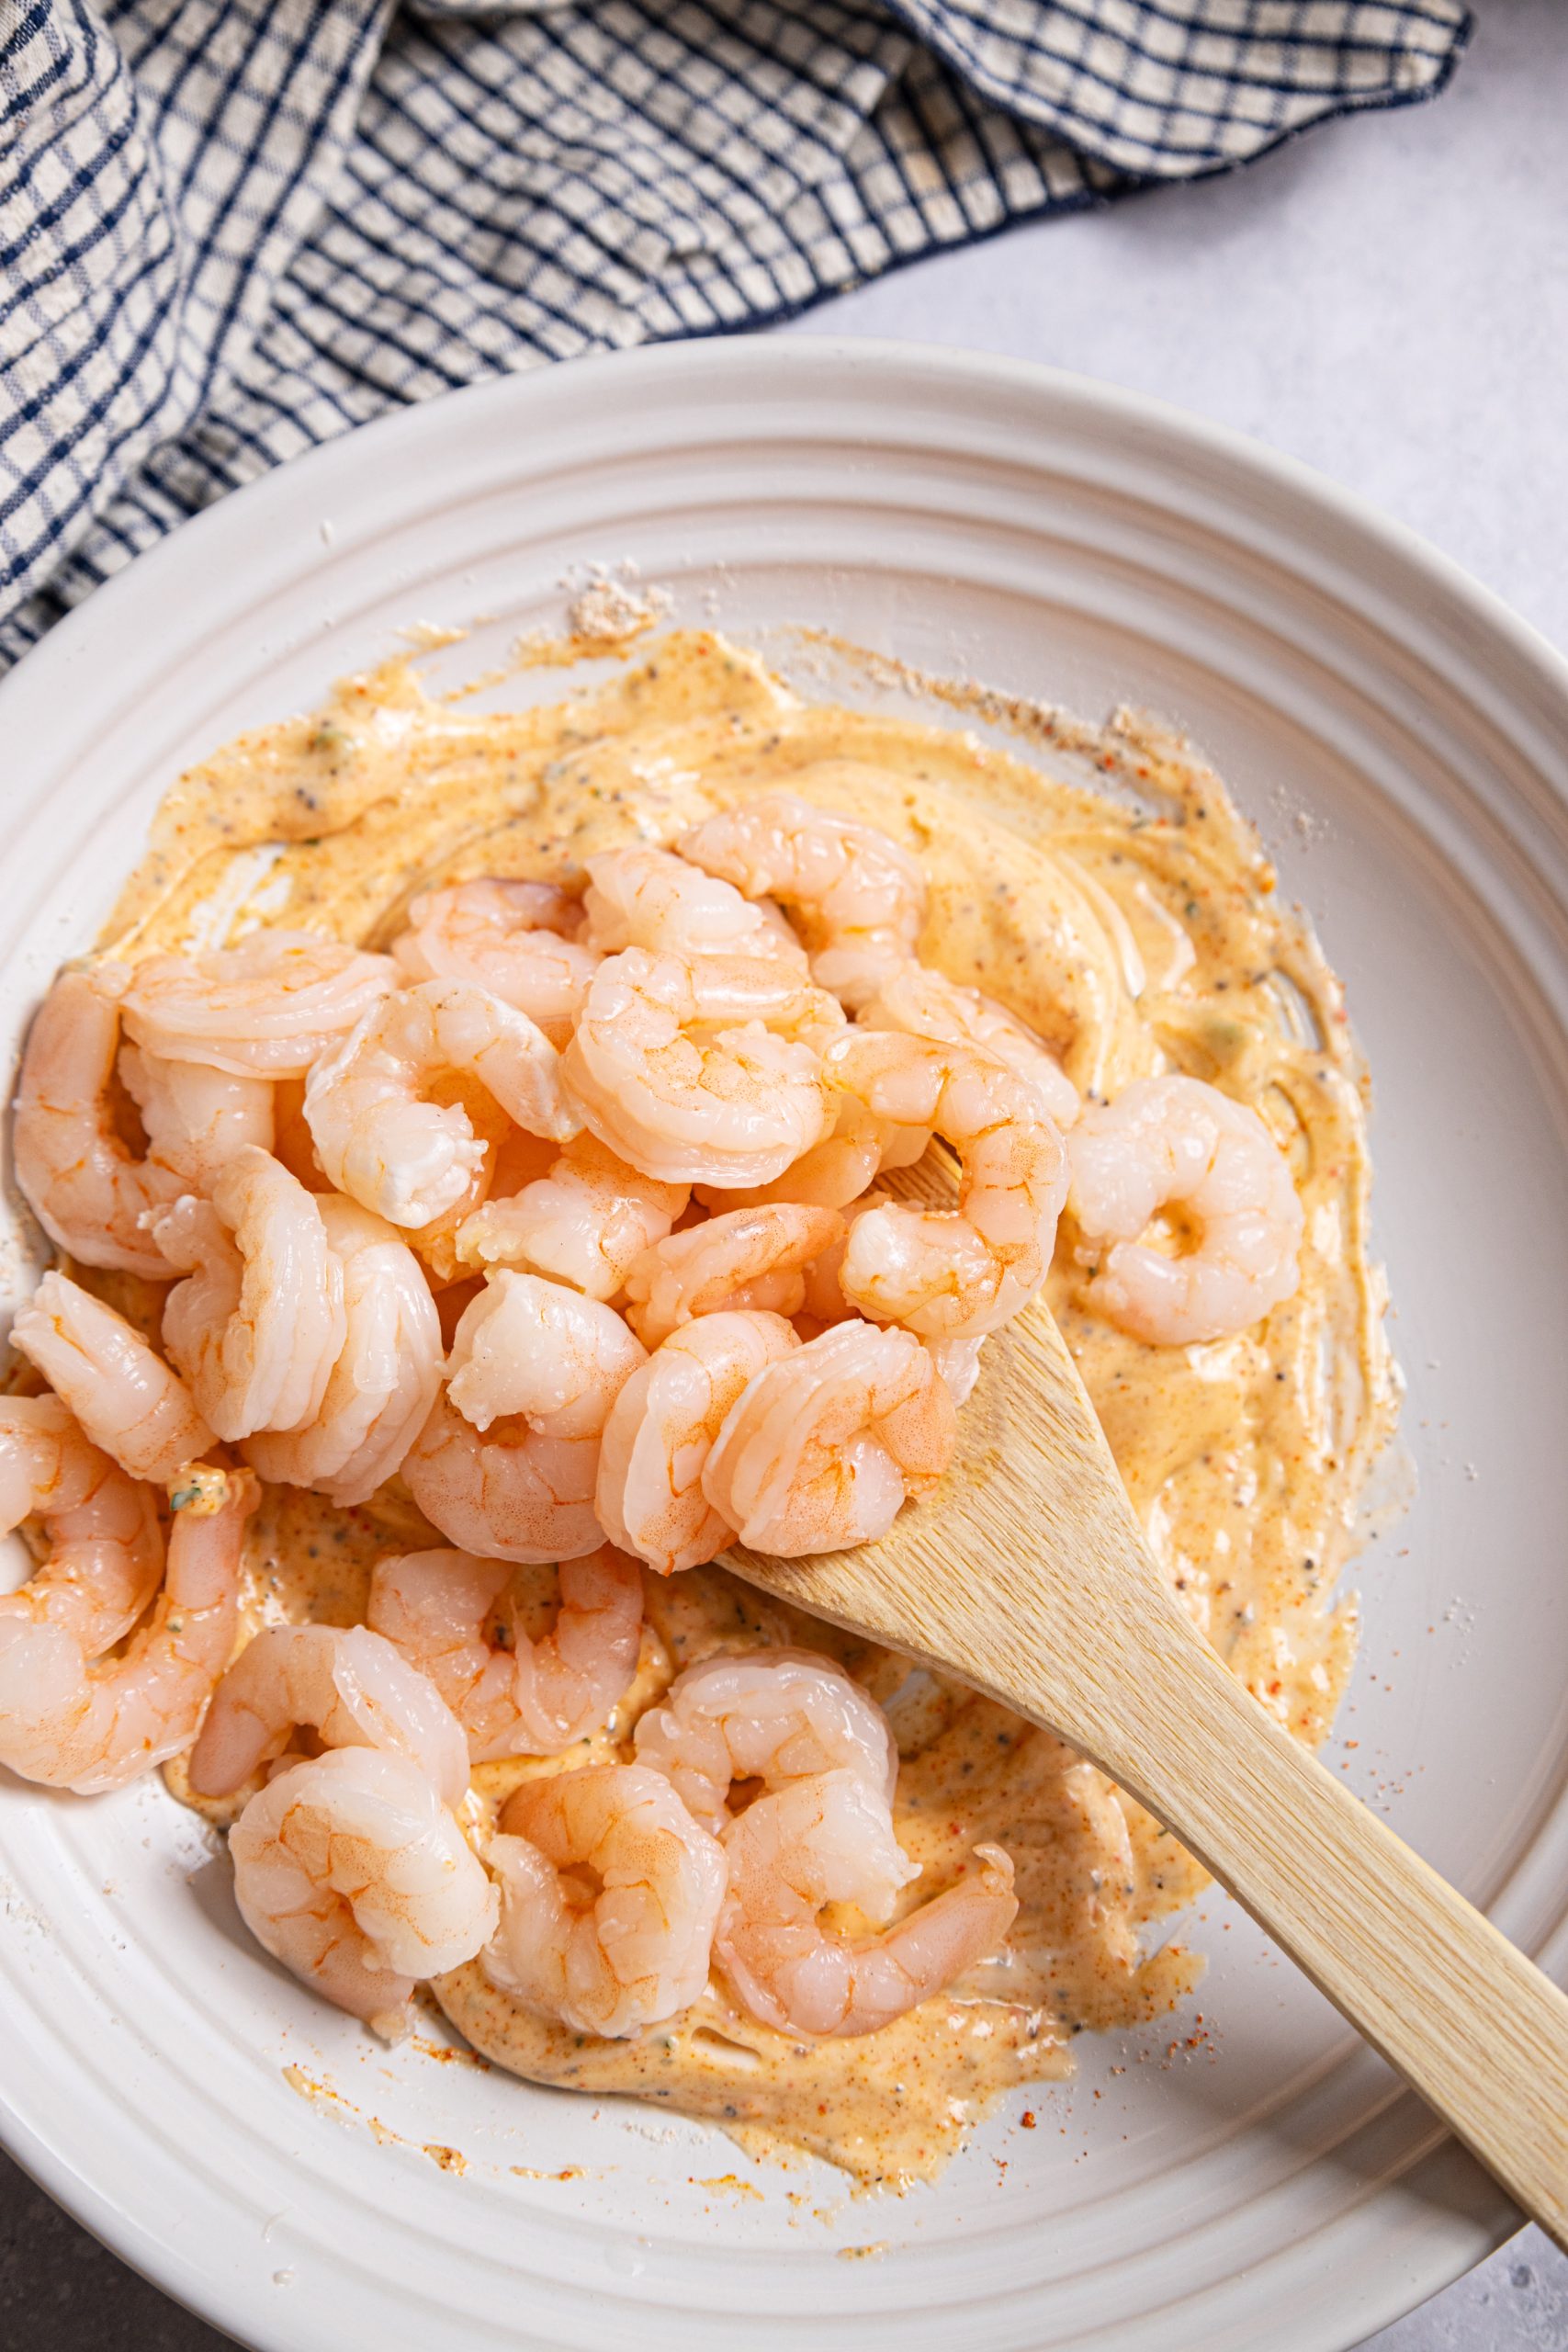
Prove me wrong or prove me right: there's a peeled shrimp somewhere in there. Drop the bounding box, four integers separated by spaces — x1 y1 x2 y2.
717 1770 1018 2038
13 969 181 1275
189 1622 470 1805
115 930 395 1077
229 1747 496 2027
623 1203 844 1348
118 1043 276 1191
1066 1072 1304 1343
633 1648 896 1833
826 1029 1067 1339
561 947 838 1187
153 1148 346 1442
11 1271 214 1482
679 790 927 1010
457 1132 688 1302
403 1272 645 1562
595 1310 799 1574
390 879 600 1046
0 1464 257 1793
859 962 1079 1130
303 979 579 1229
581 844 805 966
0 1396 163 1652
701 1319 955 1555
696 1090 930 1215
484 1762 726 2037
367 1544 643 1761
242 1197 442 1505
926 1334 986 1408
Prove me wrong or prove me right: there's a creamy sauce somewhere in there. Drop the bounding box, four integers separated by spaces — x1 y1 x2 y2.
83 628 1395 2185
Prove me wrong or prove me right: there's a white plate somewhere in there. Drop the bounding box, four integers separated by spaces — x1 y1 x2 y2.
2 339 1566 2352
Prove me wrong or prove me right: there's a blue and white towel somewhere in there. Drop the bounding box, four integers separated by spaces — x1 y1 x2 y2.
1 0 1470 667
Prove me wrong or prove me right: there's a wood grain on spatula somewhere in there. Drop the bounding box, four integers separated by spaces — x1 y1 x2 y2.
724 1165 1568 2252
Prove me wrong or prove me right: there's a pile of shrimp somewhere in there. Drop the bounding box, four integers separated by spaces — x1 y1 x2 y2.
0 797 1303 2054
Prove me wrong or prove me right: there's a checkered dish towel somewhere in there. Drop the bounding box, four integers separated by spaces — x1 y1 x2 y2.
2 0 1469 665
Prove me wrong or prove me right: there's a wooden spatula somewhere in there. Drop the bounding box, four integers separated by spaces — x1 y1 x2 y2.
725 1283 1568 2251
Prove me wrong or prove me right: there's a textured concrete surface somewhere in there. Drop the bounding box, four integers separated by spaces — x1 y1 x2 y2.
4 1 1566 2344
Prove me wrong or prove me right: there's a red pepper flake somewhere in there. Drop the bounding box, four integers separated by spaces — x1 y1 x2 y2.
1020 2111 1036 2129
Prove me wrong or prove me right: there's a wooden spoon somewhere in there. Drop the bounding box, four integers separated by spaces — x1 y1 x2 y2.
725 1275 1568 2251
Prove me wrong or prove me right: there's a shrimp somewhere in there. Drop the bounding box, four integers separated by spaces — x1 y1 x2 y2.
926 1335 986 1408
118 1043 276 1191
633 1648 896 1833
12 969 182 1275
390 879 600 1046
0 1464 257 1793
11 1272 214 1482
188 1622 470 1805
595 1310 799 1574
367 1544 643 1761
303 979 579 1230
153 1148 347 1442
561 946 838 1187
0 1395 163 1651
701 1320 956 1555
484 1762 726 2037
242 1198 443 1505
114 930 395 1077
694 1091 930 1215
1066 1072 1304 1343
403 1272 645 1562
679 790 928 1010
716 1770 1018 2038
456 1131 688 1302
825 1029 1068 1339
623 1203 844 1348
858 962 1079 1131
581 845 805 967
228 1747 496 2028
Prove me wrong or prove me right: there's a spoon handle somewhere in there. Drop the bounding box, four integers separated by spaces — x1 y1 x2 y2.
1084 1623 1568 2253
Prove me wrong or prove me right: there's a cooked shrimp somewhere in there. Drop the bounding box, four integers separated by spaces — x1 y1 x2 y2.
153 1148 346 1442
825 1029 1068 1339
0 1464 257 1793
633 1648 896 1832
717 1770 1017 2038
562 947 838 1187
189 1622 470 1805
0 1396 163 1651
390 879 600 1046
303 979 579 1229
115 930 395 1077
623 1203 844 1348
229 1747 496 2028
679 790 927 1010
701 1319 955 1555
581 845 805 966
484 1762 726 2037
595 1310 799 1574
11 1271 214 1482
696 1090 930 1215
456 1131 688 1301
1066 1072 1304 1343
12 969 181 1275
118 1043 275 1191
859 962 1079 1130
926 1335 986 1408
367 1544 643 1761
243 1198 442 1505
403 1273 645 1562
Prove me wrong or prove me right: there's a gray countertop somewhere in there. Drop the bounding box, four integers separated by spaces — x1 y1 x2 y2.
6 1 1566 2343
